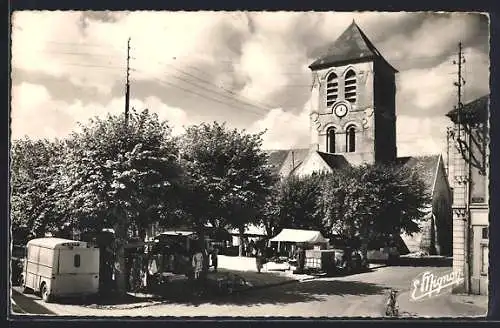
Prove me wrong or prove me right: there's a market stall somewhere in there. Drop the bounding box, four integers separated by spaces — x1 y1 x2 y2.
267 229 329 271
269 229 329 253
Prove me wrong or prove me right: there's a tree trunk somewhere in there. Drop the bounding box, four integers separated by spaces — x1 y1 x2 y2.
238 226 245 257
113 220 128 295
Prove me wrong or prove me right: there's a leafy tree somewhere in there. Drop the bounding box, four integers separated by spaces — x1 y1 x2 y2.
179 122 276 255
61 109 181 294
261 173 327 238
260 183 281 238
10 138 68 239
318 164 431 256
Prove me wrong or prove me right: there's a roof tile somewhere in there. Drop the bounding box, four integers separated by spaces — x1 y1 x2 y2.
309 21 397 72
397 155 441 194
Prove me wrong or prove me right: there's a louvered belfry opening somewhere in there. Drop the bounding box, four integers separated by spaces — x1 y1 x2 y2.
326 72 338 108
344 70 357 104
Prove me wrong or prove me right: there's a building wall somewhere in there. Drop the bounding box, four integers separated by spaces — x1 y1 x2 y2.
400 207 432 254
451 126 468 293
310 61 376 165
450 121 489 295
432 159 453 256
373 59 397 164
309 59 397 166
293 152 332 177
471 208 488 295
469 119 489 295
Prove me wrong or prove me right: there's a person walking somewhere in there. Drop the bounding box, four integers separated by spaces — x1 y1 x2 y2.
255 249 263 273
211 248 218 272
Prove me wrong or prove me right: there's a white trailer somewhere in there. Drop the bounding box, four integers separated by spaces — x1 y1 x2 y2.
20 238 100 302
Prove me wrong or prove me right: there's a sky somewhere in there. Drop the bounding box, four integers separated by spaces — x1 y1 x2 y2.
10 11 490 157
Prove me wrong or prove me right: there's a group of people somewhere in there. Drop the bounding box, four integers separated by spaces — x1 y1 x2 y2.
190 244 222 296
242 238 267 258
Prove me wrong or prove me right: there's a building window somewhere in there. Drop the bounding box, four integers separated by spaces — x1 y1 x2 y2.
326 127 336 153
74 254 81 268
326 72 339 108
346 125 356 152
481 245 488 275
344 70 357 104
482 227 489 240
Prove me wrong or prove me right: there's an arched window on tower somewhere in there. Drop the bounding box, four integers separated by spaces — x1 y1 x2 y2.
346 125 356 153
326 127 336 153
326 72 338 109
344 70 357 104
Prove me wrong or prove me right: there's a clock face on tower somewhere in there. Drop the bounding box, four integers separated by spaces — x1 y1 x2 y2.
333 102 349 118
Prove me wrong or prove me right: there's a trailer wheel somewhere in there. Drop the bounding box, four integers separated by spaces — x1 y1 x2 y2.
19 275 30 294
40 283 53 303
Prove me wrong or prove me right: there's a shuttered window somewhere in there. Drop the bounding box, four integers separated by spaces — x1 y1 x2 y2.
344 70 357 104
326 73 338 108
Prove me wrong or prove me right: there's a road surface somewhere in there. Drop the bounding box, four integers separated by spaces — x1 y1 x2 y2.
10 266 487 318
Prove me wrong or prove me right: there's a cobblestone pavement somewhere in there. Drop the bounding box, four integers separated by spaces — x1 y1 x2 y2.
11 266 488 318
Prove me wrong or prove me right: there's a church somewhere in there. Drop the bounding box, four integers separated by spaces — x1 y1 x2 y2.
266 21 453 256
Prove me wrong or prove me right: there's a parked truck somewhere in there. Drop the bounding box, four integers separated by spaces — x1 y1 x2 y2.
20 238 100 302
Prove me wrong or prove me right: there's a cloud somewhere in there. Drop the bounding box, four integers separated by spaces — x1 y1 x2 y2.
11 12 489 157
397 45 489 118
396 115 452 157
10 83 191 140
378 13 485 62
11 11 124 94
129 96 191 136
11 12 252 95
249 106 310 150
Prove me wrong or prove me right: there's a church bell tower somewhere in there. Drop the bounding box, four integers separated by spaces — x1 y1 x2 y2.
308 21 398 165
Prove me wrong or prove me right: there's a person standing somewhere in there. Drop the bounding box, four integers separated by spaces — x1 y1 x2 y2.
192 246 204 296
255 249 263 273
248 240 256 257
297 247 306 273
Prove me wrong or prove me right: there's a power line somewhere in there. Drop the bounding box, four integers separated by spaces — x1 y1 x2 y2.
133 73 268 117
167 50 476 65
39 49 123 58
51 62 125 70
130 62 272 114
143 58 278 110
45 40 119 48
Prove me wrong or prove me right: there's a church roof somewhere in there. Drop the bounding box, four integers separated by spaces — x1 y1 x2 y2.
396 155 442 195
309 21 398 72
265 148 309 176
265 149 290 175
267 149 443 197
316 151 351 170
446 95 489 124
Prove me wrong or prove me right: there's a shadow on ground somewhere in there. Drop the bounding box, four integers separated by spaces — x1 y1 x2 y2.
50 268 389 307
393 257 452 267
132 278 389 307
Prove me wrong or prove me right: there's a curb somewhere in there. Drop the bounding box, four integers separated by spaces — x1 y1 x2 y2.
240 278 301 293
369 264 388 270
240 274 322 293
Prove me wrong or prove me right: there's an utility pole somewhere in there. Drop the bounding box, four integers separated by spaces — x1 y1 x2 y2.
114 37 132 295
453 42 464 136
446 127 451 176
125 37 131 125
453 41 471 294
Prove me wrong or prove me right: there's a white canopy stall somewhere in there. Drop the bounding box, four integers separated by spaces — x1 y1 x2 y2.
270 229 329 255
